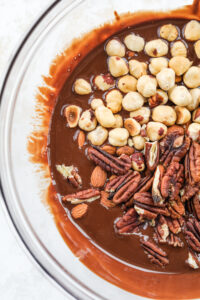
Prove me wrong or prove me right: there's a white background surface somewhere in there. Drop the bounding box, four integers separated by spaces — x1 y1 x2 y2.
0 1 67 299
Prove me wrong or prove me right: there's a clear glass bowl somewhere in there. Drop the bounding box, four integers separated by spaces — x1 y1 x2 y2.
0 0 193 299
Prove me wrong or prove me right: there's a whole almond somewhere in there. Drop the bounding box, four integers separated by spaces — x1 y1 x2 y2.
90 166 107 188
116 146 134 156
71 203 88 219
101 145 116 155
78 130 85 148
100 191 116 209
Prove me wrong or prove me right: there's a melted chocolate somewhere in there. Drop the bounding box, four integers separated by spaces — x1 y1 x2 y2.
49 18 199 274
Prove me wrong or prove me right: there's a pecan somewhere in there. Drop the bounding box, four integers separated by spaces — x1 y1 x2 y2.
116 146 134 156
133 192 170 220
148 93 163 108
168 197 185 219
186 251 200 269
160 125 190 167
140 238 169 267
161 162 184 200
88 146 131 175
105 170 136 193
100 191 116 209
166 217 182 234
189 142 200 184
62 188 100 204
154 215 169 243
145 141 159 172
56 164 82 188
137 176 154 193
115 208 141 234
187 193 200 220
167 233 184 247
185 217 200 253
152 165 165 205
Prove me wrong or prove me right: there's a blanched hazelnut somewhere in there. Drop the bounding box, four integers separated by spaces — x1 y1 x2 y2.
145 39 168 57
169 56 192 76
146 121 167 141
130 107 151 125
194 40 200 59
95 106 116 128
108 56 128 77
117 75 137 93
170 41 187 57
175 106 191 125
187 123 200 141
108 128 129 146
91 98 104 110
122 92 144 111
132 135 145 150
188 88 200 111
113 114 123 128
156 68 175 91
160 24 178 41
184 20 200 41
105 39 125 57
183 66 200 88
87 126 108 146
105 89 122 113
131 153 145 172
129 60 147 79
152 105 176 126
78 109 97 131
74 78 92 95
124 33 145 52
155 89 168 104
124 118 141 136
93 74 115 91
137 75 157 97
169 85 192 106
64 105 81 128
193 108 200 123
149 57 168 75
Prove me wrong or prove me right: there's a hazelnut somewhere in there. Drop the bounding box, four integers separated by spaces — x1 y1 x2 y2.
148 90 168 108
74 78 92 95
194 40 200 59
108 128 129 146
78 109 97 131
132 135 146 150
113 114 123 128
122 91 144 111
128 138 134 147
117 75 137 93
145 39 168 57
156 68 175 91
188 88 200 111
131 153 145 172
175 106 191 125
169 85 192 106
159 24 178 41
105 89 122 113
169 56 192 76
146 121 167 141
108 56 128 77
149 57 168 75
95 106 116 128
87 126 108 146
137 75 157 97
91 98 104 110
93 74 115 91
129 60 147 79
184 20 200 41
193 108 200 123
105 39 125 57
130 107 151 125
170 41 187 57
187 123 200 141
124 33 145 52
152 105 176 126
183 66 200 88
124 118 141 136
64 105 81 128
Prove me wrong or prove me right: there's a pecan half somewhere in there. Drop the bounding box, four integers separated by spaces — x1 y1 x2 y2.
189 142 200 184
100 191 116 209
154 215 169 243
152 165 165 205
168 197 185 219
62 188 100 204
187 193 200 220
167 233 184 248
133 192 170 220
137 176 154 193
160 125 190 167
186 251 200 269
56 164 82 188
185 218 200 253
145 141 159 172
88 146 131 175
161 162 184 200
115 208 141 234
166 217 182 234
140 238 169 267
